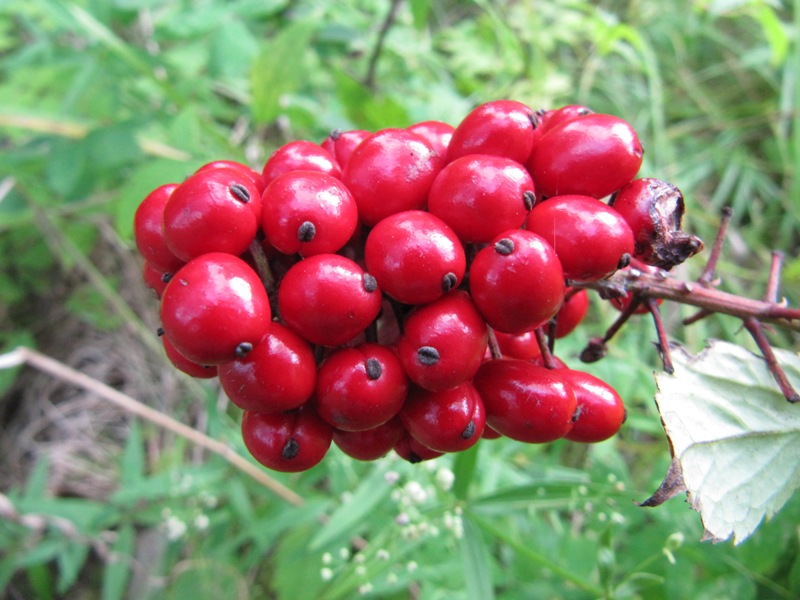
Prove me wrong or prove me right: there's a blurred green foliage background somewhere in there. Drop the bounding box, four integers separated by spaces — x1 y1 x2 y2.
1 1 799 598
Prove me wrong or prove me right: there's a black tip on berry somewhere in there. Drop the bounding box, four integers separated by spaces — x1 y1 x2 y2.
523 190 536 211
442 272 458 292
417 346 440 365
363 273 378 293
617 253 632 270
235 342 254 358
461 420 477 440
365 357 382 380
229 183 251 203
156 327 165 337
282 438 300 460
161 272 173 283
494 238 515 255
408 451 422 464
528 111 540 129
572 405 582 422
297 221 316 243
329 128 342 141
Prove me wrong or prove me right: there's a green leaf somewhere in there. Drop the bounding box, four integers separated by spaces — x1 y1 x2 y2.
208 18 259 79
451 443 479 500
102 524 135 600
653 340 800 544
309 465 392 550
56 540 90 594
119 420 145 487
250 20 316 125
460 517 495 600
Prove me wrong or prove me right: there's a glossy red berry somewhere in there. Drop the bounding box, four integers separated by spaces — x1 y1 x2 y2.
332 417 405 461
608 177 703 269
427 154 535 244
537 104 593 135
447 100 537 164
469 230 565 334
397 291 488 392
163 168 259 262
277 253 382 347
491 329 542 361
553 288 590 338
561 369 626 443
142 261 171 299
400 382 485 453
406 120 454 158
261 170 358 257
261 140 342 187
133 183 184 273
342 128 441 227
314 343 408 431
473 358 577 443
364 210 466 305
527 194 634 282
161 330 218 379
528 113 643 199
196 158 266 212
160 253 271 365
393 429 444 463
242 405 333 473
218 322 317 413
321 129 370 169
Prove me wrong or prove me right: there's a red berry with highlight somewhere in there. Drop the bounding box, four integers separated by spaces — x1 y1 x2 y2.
561 369 626 443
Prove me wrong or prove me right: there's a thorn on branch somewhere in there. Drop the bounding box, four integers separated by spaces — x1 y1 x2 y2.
697 206 732 287
647 297 674 374
743 317 800 403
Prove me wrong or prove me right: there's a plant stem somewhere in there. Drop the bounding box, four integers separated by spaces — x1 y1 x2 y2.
0 347 305 505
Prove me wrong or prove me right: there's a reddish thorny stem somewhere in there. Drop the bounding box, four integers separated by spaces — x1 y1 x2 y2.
569 208 800 403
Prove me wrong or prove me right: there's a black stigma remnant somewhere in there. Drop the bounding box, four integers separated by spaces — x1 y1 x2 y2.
528 111 540 129
365 357 382 380
617 252 632 270
363 273 378 293
282 438 300 460
229 183 251 203
156 327 165 336
297 221 316 243
417 346 440 365
494 238 515 255
442 272 458 292
161 272 173 283
572 405 582 422
408 451 422 464
523 190 536 211
235 342 253 358
461 420 476 439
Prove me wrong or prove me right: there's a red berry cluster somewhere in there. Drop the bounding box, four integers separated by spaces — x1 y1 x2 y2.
134 100 697 473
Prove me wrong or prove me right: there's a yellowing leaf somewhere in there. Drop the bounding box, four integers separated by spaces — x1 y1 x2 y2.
654 340 800 544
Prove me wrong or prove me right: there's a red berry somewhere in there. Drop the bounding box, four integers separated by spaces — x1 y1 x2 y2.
163 168 259 262
218 322 317 413
473 358 577 443
491 329 542 361
314 343 409 431
364 210 466 305
447 100 536 164
427 154 536 244
242 405 332 473
133 183 184 273
406 120 454 158
321 129 371 169
561 369 626 443
161 330 218 379
537 104 593 135
528 113 643 199
397 290 488 392
393 429 444 463
342 128 441 226
554 288 590 338
261 170 358 257
142 261 171 299
277 254 382 347
608 177 703 269
469 230 565 334
400 382 485 453
261 140 342 187
527 194 634 282
196 159 266 216
160 253 271 365
332 417 405 461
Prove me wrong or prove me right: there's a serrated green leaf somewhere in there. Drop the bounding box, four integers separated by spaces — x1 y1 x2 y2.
654 340 800 544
